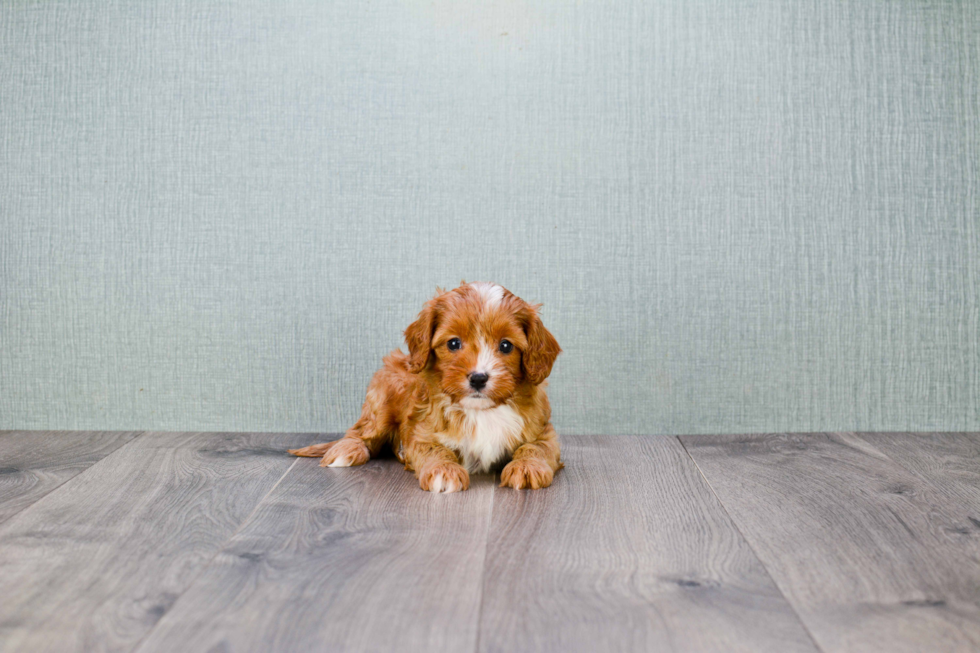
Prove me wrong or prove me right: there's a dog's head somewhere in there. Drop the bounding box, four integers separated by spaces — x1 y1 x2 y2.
404 282 561 409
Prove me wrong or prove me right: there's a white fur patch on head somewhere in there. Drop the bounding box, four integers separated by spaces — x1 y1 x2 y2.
474 339 503 379
442 402 524 473
471 282 503 310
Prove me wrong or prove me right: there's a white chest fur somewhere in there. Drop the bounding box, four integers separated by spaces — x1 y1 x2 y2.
441 402 524 473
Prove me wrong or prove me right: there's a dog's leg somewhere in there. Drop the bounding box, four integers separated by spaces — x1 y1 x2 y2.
288 436 371 467
406 440 470 493
288 441 338 458
500 424 562 490
288 383 393 467
288 412 387 468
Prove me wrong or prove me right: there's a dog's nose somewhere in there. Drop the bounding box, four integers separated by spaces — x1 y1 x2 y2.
469 372 489 391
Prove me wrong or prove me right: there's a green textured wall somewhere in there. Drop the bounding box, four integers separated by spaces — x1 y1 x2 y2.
1 0 978 434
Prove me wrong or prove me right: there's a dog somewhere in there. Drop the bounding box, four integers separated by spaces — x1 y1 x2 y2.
289 282 562 493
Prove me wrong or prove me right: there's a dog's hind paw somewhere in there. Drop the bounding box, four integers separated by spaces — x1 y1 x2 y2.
319 438 370 467
288 441 339 458
288 439 370 468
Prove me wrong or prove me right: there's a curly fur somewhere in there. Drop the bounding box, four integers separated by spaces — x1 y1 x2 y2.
290 282 563 493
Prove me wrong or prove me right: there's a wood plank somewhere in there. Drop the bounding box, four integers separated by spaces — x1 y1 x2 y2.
0 431 321 653
0 431 141 525
477 435 818 653
682 432 980 653
133 457 496 653
858 432 980 516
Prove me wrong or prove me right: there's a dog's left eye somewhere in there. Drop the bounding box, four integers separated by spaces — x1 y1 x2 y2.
499 339 513 354
447 338 462 351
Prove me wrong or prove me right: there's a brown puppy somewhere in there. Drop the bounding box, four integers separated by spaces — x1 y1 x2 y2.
290 282 562 492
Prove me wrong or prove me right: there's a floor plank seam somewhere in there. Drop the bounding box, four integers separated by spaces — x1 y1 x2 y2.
0 430 148 528
11 432 976 652
471 473 497 653
675 436 828 653
127 456 302 653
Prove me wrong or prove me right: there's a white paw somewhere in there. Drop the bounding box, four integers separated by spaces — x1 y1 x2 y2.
327 456 351 467
427 471 462 493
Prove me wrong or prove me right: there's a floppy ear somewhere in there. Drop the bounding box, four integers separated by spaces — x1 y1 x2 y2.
522 304 561 385
404 300 439 373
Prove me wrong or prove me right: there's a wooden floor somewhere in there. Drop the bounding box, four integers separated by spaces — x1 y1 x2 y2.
0 431 977 652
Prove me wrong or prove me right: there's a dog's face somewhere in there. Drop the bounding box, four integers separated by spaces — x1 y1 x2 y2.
404 283 561 409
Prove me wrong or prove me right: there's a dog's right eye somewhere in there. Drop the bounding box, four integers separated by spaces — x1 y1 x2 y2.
447 338 462 351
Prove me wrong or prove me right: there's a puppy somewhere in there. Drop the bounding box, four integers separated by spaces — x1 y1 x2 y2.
289 282 562 493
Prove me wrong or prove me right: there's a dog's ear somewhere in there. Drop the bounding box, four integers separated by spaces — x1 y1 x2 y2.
521 303 561 385
404 297 440 373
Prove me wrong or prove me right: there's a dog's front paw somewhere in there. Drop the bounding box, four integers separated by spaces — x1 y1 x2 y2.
419 462 470 493
500 458 554 490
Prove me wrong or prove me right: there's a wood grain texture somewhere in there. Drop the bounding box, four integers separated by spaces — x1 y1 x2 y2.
478 435 818 653
0 430 141 524
5 430 979 652
682 432 980 653
0 431 319 653
858 432 980 517
134 456 496 653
